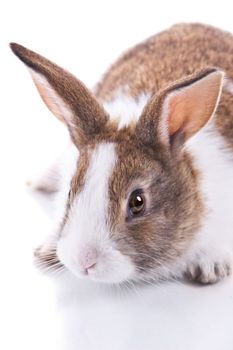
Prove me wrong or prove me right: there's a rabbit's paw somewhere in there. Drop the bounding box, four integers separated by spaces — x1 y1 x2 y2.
185 250 233 284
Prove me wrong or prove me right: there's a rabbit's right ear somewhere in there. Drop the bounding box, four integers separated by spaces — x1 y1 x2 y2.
10 43 109 148
136 68 224 150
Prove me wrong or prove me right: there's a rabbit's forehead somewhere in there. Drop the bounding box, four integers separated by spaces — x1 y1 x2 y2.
68 142 117 233
70 142 117 198
69 140 157 210
66 140 148 236
68 140 155 227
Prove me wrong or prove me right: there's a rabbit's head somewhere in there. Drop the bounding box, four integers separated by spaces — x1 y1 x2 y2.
11 43 224 284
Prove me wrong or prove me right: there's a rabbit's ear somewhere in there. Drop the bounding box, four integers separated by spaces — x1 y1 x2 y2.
10 43 109 148
136 68 224 150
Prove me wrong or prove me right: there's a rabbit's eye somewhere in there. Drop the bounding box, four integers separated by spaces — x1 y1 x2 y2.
128 190 145 217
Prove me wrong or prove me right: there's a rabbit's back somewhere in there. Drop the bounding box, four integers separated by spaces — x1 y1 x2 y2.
96 23 233 149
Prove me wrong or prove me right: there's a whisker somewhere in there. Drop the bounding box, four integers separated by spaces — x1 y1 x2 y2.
34 245 66 276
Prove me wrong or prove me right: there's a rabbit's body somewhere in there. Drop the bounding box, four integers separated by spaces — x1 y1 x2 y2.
11 23 233 285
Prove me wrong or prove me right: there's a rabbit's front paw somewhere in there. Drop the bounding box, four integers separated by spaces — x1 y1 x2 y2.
185 252 233 284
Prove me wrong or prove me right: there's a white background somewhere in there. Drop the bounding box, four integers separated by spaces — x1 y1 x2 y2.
1 0 233 349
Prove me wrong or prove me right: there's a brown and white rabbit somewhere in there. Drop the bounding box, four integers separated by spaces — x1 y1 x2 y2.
11 23 233 286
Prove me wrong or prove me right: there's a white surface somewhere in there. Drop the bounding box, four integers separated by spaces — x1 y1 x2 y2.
56 276 233 350
1 0 233 349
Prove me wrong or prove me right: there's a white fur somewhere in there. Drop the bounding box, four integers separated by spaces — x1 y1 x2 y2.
175 123 233 280
223 77 233 95
103 89 150 128
56 142 135 283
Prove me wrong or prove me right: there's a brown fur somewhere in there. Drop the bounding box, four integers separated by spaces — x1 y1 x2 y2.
108 138 203 276
96 23 233 97
70 147 93 197
96 23 233 149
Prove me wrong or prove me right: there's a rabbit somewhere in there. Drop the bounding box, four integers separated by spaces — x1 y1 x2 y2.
11 22 233 286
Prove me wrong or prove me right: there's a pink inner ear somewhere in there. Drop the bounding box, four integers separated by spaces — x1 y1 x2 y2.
31 71 69 124
166 70 223 142
168 93 187 136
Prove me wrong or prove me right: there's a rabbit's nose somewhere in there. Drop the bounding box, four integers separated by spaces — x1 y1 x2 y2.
79 247 98 273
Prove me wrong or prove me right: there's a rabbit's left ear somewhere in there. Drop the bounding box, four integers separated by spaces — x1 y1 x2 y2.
10 43 109 148
136 68 224 149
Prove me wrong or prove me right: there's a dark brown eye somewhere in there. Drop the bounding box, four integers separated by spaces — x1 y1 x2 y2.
128 191 145 217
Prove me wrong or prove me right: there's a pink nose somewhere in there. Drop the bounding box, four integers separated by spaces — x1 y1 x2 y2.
79 248 98 273
84 260 96 270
